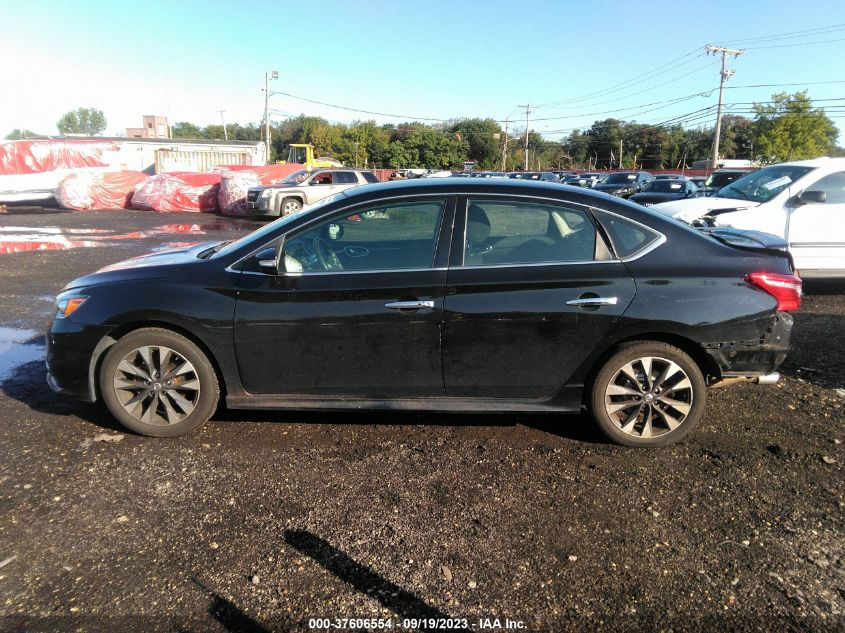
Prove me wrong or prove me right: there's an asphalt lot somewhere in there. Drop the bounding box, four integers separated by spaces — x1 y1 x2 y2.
0 209 843 632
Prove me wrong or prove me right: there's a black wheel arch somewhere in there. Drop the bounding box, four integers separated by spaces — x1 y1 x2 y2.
89 320 228 403
576 331 722 407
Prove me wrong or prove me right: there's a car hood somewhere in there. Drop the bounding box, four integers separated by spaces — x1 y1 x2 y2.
651 196 761 222
629 192 687 205
63 241 217 290
594 183 635 192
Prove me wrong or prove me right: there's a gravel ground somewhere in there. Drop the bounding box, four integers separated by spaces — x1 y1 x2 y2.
0 210 843 632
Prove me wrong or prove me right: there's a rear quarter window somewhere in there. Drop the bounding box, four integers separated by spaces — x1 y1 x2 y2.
361 172 380 184
593 209 662 259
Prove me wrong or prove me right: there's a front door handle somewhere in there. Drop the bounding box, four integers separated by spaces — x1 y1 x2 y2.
385 300 434 310
565 296 618 307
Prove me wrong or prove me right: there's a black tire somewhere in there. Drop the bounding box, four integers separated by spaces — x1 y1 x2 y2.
590 341 706 447
99 328 219 437
280 197 303 216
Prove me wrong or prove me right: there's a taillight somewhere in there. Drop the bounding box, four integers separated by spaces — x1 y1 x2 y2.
746 272 802 311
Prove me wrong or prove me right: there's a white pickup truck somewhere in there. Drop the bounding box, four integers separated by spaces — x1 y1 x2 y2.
246 168 380 217
652 157 845 278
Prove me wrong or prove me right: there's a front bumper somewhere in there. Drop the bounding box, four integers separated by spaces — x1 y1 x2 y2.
703 312 793 378
246 193 274 214
45 320 112 402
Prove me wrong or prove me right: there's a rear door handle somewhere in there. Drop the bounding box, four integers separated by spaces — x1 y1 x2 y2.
385 300 434 310
565 297 618 307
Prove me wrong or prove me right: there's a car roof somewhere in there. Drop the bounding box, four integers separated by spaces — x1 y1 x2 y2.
335 175 619 203
771 157 845 168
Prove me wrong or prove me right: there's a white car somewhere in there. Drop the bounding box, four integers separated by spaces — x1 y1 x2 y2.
652 157 845 278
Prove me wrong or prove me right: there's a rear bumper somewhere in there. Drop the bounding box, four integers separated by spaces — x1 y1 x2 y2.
703 312 793 377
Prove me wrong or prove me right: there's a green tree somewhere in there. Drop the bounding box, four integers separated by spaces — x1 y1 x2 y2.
447 118 502 169
719 115 753 159
171 122 203 138
752 91 838 163
56 107 106 136
5 129 38 140
563 130 590 168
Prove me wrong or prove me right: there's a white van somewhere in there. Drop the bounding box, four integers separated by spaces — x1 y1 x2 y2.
652 157 845 278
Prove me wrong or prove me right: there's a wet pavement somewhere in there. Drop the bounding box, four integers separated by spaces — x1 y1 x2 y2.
0 210 844 632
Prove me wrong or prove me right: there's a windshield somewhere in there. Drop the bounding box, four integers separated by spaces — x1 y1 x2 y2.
281 170 309 184
705 171 747 189
641 180 684 193
715 165 815 203
604 173 637 184
211 193 344 259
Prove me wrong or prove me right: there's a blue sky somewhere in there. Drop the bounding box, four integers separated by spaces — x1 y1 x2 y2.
2 0 844 142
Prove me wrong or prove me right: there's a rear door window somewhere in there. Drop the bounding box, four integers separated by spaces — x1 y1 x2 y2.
462 199 599 266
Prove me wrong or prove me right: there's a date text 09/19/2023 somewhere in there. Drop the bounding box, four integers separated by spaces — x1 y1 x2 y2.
307 617 526 630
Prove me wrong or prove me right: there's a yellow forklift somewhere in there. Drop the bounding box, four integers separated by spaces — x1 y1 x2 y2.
283 144 343 171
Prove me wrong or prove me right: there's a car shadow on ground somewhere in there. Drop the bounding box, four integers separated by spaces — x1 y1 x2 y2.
1 360 610 445
283 529 455 622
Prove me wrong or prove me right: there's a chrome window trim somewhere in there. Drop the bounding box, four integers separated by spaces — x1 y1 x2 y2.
236 267 448 277
226 190 667 276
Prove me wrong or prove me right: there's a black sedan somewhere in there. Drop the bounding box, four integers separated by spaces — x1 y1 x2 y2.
47 179 800 447
628 178 700 206
593 171 654 198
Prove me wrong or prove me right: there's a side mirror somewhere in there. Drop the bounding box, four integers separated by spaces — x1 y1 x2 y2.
797 190 826 205
257 237 285 275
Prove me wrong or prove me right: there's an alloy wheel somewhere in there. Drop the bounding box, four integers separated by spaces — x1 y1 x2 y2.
112 345 201 426
603 356 693 439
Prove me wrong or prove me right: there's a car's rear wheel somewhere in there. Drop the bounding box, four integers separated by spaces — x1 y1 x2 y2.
590 341 706 447
281 197 302 216
99 328 219 437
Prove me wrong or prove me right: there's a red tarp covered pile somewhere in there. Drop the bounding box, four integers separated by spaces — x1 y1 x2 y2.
0 140 119 175
215 163 303 215
55 171 149 211
131 172 222 213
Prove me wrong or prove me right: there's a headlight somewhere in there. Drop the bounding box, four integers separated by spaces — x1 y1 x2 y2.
260 189 273 198
55 293 88 319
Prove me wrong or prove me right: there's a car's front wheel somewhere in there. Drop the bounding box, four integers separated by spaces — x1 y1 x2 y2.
590 341 706 447
99 328 219 437
281 197 303 216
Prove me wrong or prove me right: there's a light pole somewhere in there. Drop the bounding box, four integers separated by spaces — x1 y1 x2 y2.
218 110 228 141
264 70 278 163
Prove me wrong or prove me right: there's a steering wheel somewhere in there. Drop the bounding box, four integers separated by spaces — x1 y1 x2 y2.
313 237 343 271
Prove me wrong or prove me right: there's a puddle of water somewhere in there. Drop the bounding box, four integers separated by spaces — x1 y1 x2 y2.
0 219 256 255
0 235 100 253
0 327 44 382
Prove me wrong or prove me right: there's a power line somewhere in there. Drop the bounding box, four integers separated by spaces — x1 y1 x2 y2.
746 37 845 50
536 60 720 111
270 90 450 122
534 50 706 107
721 23 845 45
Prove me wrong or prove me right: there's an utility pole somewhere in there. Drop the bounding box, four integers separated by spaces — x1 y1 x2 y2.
619 139 623 170
705 44 744 169
263 70 278 163
501 117 509 171
519 104 532 170
354 141 359 168
218 110 228 141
